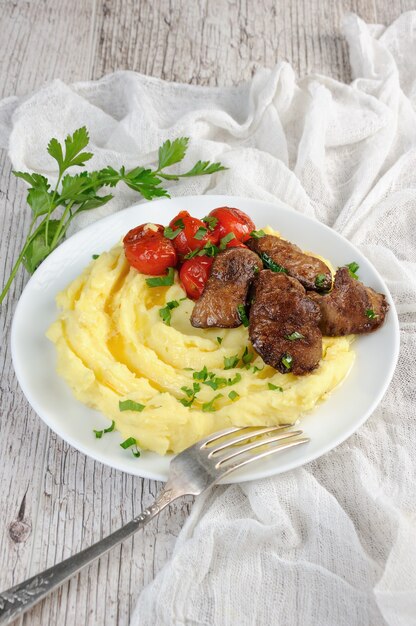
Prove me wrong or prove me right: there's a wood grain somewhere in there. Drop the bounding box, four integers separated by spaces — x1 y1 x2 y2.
0 1 412 624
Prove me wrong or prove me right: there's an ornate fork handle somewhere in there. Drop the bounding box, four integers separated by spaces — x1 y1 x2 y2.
0 486 178 625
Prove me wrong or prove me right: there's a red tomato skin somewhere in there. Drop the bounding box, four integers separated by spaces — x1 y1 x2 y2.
179 256 214 300
169 211 219 256
224 238 247 249
209 207 256 243
123 223 177 275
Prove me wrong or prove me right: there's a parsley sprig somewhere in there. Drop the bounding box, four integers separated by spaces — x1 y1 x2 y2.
1 128 226 303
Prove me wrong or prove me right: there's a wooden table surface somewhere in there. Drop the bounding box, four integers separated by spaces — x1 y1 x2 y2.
0 1 413 624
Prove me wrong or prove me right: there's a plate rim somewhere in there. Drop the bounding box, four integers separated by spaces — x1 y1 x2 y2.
10 194 400 483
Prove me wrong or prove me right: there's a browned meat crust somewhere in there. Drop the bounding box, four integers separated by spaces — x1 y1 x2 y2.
308 267 389 336
247 234 332 292
249 270 322 375
190 248 262 328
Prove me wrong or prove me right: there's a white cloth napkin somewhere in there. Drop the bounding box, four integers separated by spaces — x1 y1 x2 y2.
1 11 416 626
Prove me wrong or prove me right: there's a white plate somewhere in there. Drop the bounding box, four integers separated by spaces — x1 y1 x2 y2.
11 195 400 483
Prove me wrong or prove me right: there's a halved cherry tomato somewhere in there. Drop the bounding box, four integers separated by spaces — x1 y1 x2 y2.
223 238 247 249
179 256 213 300
123 223 177 275
169 211 219 257
209 207 255 243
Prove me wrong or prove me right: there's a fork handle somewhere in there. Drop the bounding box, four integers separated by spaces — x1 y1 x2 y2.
0 485 179 625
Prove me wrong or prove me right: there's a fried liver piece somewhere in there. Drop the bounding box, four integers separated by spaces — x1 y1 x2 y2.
249 270 322 375
308 267 389 336
190 248 261 328
247 234 332 292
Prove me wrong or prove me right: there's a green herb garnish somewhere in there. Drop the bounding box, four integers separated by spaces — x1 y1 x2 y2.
219 232 236 250
285 331 304 341
184 242 219 259
268 383 283 391
242 346 254 366
204 376 227 391
119 400 145 412
249 229 266 239
92 254 100 260
260 252 288 274
202 394 223 412
203 215 218 230
146 267 175 287
228 390 239 401
120 436 141 457
1 129 226 304
281 354 293 371
194 226 208 240
193 366 209 381
224 354 239 370
365 309 378 319
228 373 242 385
315 274 328 289
237 304 249 327
93 422 115 439
345 261 359 280
216 336 223 345
159 299 180 325
163 225 183 239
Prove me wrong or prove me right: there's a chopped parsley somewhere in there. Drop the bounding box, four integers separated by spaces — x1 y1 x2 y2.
242 346 254 366
228 372 242 385
249 229 266 239
285 331 304 341
219 232 236 249
93 419 115 439
119 400 145 412
365 308 378 319
193 365 209 381
260 252 288 274
203 215 218 230
194 226 208 240
120 436 141 457
163 225 183 239
251 364 264 373
228 390 239 401
92 254 100 260
202 394 223 412
315 274 328 289
159 300 180 325
146 267 175 287
237 304 249 327
216 336 223 345
184 242 219 259
204 376 227 390
268 383 283 391
281 354 293 371
345 261 359 280
224 354 239 369
179 397 195 407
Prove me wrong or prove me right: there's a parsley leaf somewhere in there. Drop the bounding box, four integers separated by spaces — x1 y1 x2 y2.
146 267 175 287
219 232 236 249
285 331 304 341
202 394 223 412
93 419 116 439
365 309 378 319
216 336 223 344
315 274 328 289
281 354 293 371
237 304 249 327
120 436 141 457
224 355 239 369
119 400 145 412
346 261 359 280
228 390 239 401
268 383 283 391
260 252 288 274
158 137 189 170
159 300 180 325
249 229 266 239
193 366 209 381
203 215 218 230
164 225 183 239
194 226 208 240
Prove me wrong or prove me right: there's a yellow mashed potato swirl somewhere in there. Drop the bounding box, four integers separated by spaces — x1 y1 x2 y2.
47 241 355 455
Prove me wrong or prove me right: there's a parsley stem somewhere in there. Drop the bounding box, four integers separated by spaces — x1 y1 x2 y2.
45 172 63 245
50 198 76 250
0 216 48 303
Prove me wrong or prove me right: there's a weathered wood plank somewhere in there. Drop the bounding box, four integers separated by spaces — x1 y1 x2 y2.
0 1 409 625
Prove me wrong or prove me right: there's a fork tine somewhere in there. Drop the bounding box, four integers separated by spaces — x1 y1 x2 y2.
197 426 246 448
218 437 310 478
207 425 294 456
213 430 304 464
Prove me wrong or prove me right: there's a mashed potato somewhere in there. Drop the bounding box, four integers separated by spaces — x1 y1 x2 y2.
47 241 355 455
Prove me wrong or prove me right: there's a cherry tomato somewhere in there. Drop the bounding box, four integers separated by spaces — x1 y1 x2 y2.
209 207 255 243
169 211 219 257
123 223 177 275
223 238 247 249
179 256 214 300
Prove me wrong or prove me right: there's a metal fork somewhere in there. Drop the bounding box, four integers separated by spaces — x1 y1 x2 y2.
0 424 308 625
